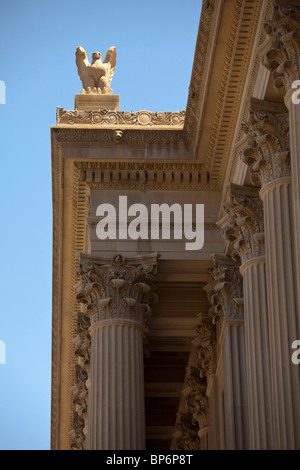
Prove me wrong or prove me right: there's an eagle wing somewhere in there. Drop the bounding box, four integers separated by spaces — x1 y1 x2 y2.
75 47 89 85
103 47 117 85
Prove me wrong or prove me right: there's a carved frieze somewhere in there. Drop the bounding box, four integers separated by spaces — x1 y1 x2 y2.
53 126 186 146
56 108 185 127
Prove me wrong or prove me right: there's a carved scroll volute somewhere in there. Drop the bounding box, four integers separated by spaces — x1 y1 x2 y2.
75 254 159 329
263 0 300 93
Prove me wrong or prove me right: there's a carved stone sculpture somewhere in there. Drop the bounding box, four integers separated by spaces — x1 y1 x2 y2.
75 46 116 94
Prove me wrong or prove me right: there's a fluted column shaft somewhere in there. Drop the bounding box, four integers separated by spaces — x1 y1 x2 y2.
75 253 159 450
87 320 145 450
223 185 275 449
260 178 300 449
207 255 248 449
222 320 248 449
263 0 300 325
285 90 300 318
240 257 274 449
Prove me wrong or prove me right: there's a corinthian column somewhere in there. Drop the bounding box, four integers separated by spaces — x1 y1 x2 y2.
76 253 159 450
241 97 300 449
222 184 275 450
208 254 248 450
263 0 300 323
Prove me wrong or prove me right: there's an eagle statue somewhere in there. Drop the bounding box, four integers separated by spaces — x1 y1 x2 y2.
75 46 117 94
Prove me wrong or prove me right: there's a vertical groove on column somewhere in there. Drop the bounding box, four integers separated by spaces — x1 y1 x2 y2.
231 326 241 446
110 325 116 449
243 260 274 449
290 105 300 314
223 329 233 448
239 324 248 448
264 182 300 449
223 323 248 449
104 326 109 449
116 324 123 449
86 322 145 450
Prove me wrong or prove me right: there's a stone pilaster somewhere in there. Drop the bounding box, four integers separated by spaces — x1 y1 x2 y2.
242 96 300 449
222 184 275 450
208 254 248 450
70 310 91 450
263 1 300 332
75 253 159 450
174 313 215 451
173 412 201 451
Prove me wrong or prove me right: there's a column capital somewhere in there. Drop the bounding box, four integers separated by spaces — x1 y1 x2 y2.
263 0 300 94
207 254 244 325
222 184 265 265
241 98 290 186
76 253 159 332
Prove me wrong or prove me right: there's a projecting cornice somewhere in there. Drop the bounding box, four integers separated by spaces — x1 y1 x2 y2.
185 0 273 189
52 1 274 192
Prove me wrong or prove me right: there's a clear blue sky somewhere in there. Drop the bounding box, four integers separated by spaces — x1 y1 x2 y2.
0 0 202 450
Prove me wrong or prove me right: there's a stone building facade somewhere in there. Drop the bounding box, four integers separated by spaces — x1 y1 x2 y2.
51 0 300 450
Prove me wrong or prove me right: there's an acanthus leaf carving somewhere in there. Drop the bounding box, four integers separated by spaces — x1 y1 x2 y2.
223 184 265 264
241 98 290 186
206 254 244 325
76 253 159 329
263 0 300 92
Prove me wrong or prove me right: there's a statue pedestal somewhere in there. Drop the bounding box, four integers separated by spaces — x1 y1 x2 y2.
75 93 119 111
